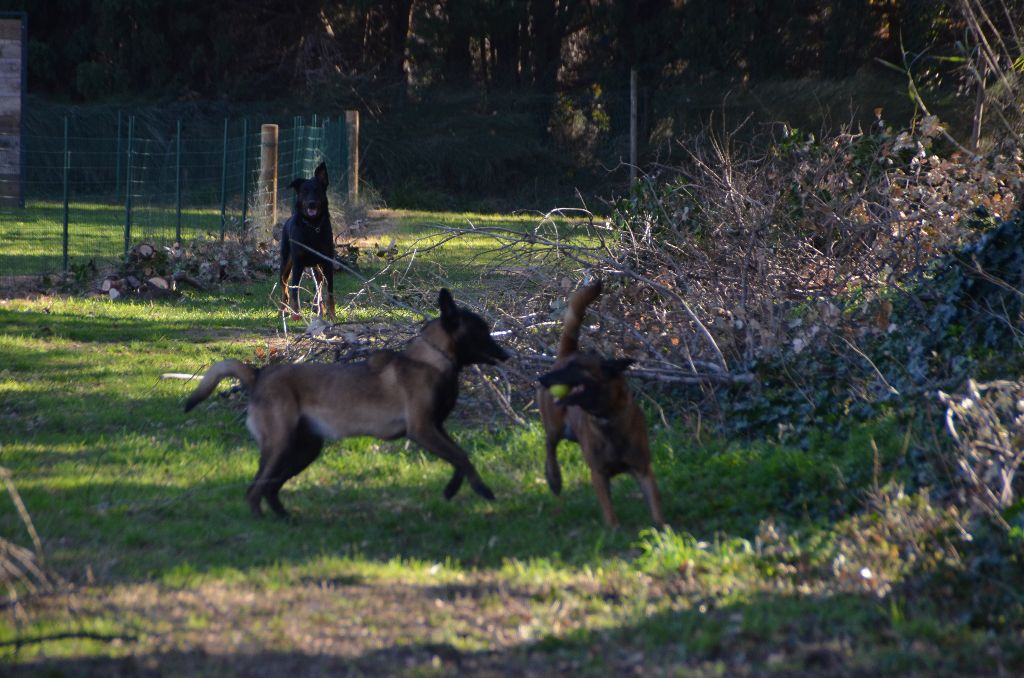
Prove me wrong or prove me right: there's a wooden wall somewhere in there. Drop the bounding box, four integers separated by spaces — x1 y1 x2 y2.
0 18 22 208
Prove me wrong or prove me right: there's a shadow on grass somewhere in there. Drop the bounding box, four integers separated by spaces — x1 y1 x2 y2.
3 395 886 585
0 304 270 345
4 466 649 583
7 586 1000 676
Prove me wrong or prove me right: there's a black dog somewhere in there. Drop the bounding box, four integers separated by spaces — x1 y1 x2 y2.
280 162 335 320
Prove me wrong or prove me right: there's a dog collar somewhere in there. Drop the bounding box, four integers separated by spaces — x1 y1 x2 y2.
420 339 456 371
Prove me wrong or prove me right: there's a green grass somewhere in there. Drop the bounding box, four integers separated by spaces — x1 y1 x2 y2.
0 201 591 281
0 213 1020 674
0 201 234 278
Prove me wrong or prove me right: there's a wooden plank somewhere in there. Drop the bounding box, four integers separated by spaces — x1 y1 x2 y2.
0 111 20 131
0 173 21 207
0 96 20 119
0 74 22 90
0 19 22 208
0 21 21 42
0 137 21 174
0 46 21 65
0 57 21 75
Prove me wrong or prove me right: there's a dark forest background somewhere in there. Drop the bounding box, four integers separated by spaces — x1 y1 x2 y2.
3 1 1005 208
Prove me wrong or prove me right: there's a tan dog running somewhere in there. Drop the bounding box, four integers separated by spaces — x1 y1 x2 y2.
185 289 508 518
537 280 664 528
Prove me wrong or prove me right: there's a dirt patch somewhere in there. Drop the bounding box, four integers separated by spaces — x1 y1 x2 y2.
6 573 623 675
345 210 402 249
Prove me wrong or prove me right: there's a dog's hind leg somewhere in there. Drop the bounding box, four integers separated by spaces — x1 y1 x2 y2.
280 240 293 312
410 425 495 501
634 469 665 528
246 425 293 517
590 469 619 528
246 457 269 517
259 421 325 519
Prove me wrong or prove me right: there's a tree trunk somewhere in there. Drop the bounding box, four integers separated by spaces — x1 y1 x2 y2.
443 0 475 85
384 0 415 84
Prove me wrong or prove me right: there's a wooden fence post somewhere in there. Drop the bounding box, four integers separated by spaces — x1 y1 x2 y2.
260 124 279 227
345 110 359 203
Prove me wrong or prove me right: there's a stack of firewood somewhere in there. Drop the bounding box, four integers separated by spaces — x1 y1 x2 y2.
94 242 204 300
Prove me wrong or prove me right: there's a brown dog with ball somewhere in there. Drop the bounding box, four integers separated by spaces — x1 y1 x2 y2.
536 280 665 528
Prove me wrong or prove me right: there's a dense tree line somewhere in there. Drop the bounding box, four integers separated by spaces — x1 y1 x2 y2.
11 0 953 101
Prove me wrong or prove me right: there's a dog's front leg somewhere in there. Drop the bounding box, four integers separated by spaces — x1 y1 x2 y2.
280 240 293 312
409 425 495 501
288 264 304 317
543 430 563 495
315 261 336 321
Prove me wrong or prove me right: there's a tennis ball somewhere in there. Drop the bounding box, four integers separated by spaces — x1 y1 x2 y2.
548 383 571 398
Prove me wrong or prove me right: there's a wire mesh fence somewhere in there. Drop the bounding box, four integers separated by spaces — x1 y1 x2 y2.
0 109 350 281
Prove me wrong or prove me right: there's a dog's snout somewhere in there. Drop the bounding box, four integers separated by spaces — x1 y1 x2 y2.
538 370 561 386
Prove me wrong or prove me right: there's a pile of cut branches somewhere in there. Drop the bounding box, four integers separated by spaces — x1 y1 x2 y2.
266 116 1023 433
0 468 55 615
90 230 277 300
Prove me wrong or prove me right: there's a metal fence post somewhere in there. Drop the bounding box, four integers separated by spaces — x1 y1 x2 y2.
322 117 330 168
175 119 182 243
61 116 69 274
291 116 300 180
123 115 134 256
114 110 122 200
311 114 318 165
219 118 228 241
240 118 249 231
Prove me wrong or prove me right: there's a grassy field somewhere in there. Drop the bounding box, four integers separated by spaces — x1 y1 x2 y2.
1 211 1021 675
0 201 238 279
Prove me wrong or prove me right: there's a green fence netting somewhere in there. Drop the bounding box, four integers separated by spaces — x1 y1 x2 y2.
1 108 348 281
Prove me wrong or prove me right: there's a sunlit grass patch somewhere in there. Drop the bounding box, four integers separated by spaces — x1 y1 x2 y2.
0 210 1020 675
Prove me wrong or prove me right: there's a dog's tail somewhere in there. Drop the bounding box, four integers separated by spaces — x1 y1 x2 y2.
184 359 257 412
558 279 603 358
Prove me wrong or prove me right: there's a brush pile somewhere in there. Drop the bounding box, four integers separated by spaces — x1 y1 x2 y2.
92 232 276 300
265 117 1023 432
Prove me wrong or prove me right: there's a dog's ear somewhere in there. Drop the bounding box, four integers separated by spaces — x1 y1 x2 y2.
602 358 634 376
289 178 304 192
438 288 459 331
314 162 329 187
